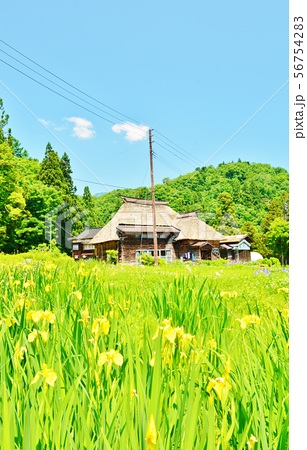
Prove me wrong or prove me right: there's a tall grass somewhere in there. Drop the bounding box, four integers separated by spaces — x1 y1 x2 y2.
0 257 289 449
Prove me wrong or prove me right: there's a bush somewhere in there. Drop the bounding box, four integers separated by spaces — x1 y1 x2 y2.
106 250 118 264
196 258 227 266
33 240 62 255
158 257 167 266
260 257 281 267
269 257 281 267
260 258 272 266
141 253 155 266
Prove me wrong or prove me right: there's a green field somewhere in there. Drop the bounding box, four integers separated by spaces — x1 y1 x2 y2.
0 255 289 449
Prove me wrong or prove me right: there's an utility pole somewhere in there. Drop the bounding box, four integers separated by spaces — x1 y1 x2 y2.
149 129 159 266
49 216 52 250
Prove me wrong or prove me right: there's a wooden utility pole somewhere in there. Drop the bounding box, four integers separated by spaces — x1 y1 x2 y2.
149 129 159 266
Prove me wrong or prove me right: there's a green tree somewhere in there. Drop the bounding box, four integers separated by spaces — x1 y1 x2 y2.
240 221 258 243
83 186 94 210
216 192 235 216
72 185 97 233
0 99 28 157
0 99 9 144
39 143 66 193
16 182 63 251
239 221 269 256
0 141 26 252
261 198 286 233
8 129 29 158
61 152 76 198
266 218 289 264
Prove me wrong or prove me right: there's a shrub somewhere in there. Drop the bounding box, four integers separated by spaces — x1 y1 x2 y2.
260 257 272 266
106 249 118 264
158 257 167 266
141 253 155 266
196 258 227 266
260 257 281 267
269 257 281 267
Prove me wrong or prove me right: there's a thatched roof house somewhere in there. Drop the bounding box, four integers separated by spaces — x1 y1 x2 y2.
90 197 224 263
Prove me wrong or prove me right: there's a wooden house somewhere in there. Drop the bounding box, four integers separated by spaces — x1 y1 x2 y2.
69 227 102 260
220 234 252 262
90 197 225 263
174 211 223 261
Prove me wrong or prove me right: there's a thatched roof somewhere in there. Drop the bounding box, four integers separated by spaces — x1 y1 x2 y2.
90 197 177 244
220 234 251 244
90 197 223 244
69 227 103 242
174 215 223 241
120 196 169 206
117 225 180 235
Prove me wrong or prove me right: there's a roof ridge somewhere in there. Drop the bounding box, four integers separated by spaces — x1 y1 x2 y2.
120 196 169 205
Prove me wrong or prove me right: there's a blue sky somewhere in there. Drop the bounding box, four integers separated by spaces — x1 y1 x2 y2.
0 0 289 195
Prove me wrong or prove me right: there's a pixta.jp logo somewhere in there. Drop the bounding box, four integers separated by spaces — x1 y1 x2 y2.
45 203 88 249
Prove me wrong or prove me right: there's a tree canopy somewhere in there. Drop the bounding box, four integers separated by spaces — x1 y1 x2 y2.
0 98 289 261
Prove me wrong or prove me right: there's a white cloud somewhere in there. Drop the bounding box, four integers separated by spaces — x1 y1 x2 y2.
66 117 96 139
112 122 149 142
38 118 67 132
38 118 53 127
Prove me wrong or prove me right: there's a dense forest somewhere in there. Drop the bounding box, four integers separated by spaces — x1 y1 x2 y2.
0 99 289 260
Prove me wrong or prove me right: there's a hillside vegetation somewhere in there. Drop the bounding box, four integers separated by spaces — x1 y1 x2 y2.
0 99 288 259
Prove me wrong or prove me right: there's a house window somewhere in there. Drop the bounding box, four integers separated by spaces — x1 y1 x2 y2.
83 244 95 250
136 249 171 263
73 244 79 251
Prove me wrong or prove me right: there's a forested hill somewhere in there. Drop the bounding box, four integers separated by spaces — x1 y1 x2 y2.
0 98 288 258
94 161 289 252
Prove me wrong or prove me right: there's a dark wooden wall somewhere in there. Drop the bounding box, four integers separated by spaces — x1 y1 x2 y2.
120 237 174 263
238 250 251 262
173 240 221 260
96 241 119 261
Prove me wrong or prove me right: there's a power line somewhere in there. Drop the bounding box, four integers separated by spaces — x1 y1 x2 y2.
203 80 289 166
0 56 188 184
0 47 142 125
73 178 128 190
0 56 151 141
0 79 113 193
154 140 197 168
1 38 286 191
153 151 183 174
0 38 141 124
154 129 203 165
0 38 203 164
0 58 114 125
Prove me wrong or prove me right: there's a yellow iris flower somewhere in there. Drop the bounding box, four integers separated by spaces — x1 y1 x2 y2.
92 317 110 337
79 306 90 324
14 343 27 361
237 314 261 329
28 329 49 343
207 376 231 402
98 349 123 367
28 329 38 342
74 290 83 301
31 363 57 387
247 435 258 449
145 414 157 450
26 310 56 324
